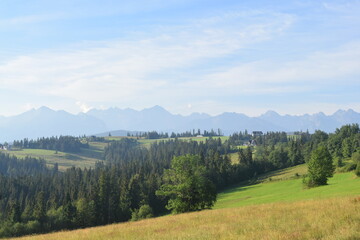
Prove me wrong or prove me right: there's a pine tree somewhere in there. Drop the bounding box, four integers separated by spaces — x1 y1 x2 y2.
305 146 335 187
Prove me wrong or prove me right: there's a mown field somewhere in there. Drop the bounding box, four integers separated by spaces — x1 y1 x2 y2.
215 171 360 209
0 142 106 171
1 136 229 170
9 165 360 240
136 136 229 149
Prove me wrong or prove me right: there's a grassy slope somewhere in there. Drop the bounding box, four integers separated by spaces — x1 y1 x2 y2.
0 142 106 170
10 166 360 240
1 136 229 169
12 196 360 240
215 171 360 209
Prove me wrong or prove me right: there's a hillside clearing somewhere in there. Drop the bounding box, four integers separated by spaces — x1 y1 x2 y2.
0 142 106 170
215 171 360 209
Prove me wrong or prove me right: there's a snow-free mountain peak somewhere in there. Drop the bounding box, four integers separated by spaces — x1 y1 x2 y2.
0 106 359 142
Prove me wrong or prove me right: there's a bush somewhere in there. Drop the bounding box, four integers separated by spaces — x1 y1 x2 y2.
352 152 360 163
12 222 26 237
355 163 360 177
334 157 344 168
0 223 12 238
338 162 357 172
25 220 41 234
131 205 153 221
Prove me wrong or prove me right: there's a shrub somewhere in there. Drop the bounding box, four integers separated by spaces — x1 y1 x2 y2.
131 205 153 221
352 152 360 163
338 162 357 172
355 163 360 177
12 222 26 237
25 220 41 234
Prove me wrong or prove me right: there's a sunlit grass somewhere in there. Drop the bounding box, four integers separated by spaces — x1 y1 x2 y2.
0 142 105 170
215 172 360 209
11 196 360 240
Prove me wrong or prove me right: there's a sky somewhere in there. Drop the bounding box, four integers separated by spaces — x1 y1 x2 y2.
0 0 359 117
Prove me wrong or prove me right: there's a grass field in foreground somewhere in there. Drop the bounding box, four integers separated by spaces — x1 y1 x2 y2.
11 196 360 240
214 171 360 209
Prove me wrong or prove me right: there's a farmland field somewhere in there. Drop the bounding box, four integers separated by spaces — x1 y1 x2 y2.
214 171 360 209
0 141 106 170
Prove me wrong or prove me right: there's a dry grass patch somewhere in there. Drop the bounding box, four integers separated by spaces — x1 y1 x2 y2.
11 196 360 240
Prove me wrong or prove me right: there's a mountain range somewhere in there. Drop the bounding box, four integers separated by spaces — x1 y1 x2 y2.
0 106 359 142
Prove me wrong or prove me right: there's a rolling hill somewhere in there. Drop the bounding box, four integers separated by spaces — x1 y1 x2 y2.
9 167 360 240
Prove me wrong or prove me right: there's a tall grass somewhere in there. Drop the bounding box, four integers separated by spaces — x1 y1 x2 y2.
11 196 360 240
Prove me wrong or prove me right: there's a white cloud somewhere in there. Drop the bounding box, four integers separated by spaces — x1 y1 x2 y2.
0 10 294 106
183 41 360 95
76 101 93 113
1 7 359 117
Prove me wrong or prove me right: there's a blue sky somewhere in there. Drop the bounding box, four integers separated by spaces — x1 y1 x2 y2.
0 0 359 116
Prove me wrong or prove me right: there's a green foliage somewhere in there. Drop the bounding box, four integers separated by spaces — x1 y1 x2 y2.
215 171 360 209
333 156 344 168
12 136 88 153
131 204 153 221
338 162 357 172
33 192 46 225
305 146 335 187
352 151 360 163
1 125 359 238
9 201 21 223
75 199 96 227
355 163 360 177
156 155 216 214
268 147 289 169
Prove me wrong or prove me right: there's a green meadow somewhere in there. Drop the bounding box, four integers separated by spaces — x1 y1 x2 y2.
215 170 360 209
10 168 360 240
0 142 106 170
1 136 230 169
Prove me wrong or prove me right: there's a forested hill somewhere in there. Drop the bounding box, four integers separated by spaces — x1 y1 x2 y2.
0 124 359 238
1 106 360 142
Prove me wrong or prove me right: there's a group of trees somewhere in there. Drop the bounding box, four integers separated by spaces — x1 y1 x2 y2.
127 129 223 139
12 136 88 153
0 138 233 237
0 124 359 238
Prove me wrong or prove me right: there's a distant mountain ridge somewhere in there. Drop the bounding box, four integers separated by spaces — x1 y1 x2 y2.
0 106 359 142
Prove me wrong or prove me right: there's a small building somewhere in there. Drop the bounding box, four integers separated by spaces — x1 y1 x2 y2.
244 140 257 147
196 135 203 138
252 131 263 137
0 144 9 151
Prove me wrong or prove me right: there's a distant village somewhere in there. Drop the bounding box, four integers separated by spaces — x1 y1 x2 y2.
0 144 10 151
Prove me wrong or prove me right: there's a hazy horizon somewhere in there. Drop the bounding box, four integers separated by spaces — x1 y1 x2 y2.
0 105 358 118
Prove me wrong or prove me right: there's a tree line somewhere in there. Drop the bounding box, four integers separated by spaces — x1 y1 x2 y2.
0 124 359 238
12 136 89 153
127 129 222 139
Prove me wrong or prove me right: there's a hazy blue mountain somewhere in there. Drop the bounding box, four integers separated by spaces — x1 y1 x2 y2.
86 107 360 134
0 107 106 142
0 106 359 142
86 105 212 132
